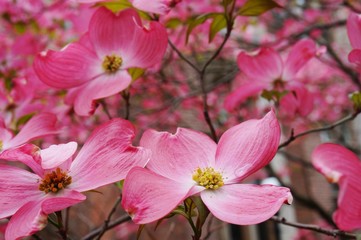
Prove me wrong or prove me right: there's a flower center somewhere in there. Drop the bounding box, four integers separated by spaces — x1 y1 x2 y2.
39 168 72 194
102 55 123 73
192 167 224 190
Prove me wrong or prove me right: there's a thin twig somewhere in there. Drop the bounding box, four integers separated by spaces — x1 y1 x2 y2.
121 90 131 120
95 197 122 240
81 214 131 240
266 165 335 226
168 40 201 73
56 211 68 240
271 216 357 239
278 111 361 149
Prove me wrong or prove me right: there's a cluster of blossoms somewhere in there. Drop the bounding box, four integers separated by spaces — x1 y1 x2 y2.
1 0 361 239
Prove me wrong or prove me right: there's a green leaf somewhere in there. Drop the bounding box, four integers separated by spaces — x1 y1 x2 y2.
186 13 219 44
209 14 227 42
350 91 361 111
16 113 35 129
238 0 281 16
116 179 125 189
128 67 145 82
261 89 288 102
165 18 183 29
14 22 27 34
96 0 151 20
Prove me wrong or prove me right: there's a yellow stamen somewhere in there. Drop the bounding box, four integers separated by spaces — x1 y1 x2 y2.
192 167 224 190
102 55 123 73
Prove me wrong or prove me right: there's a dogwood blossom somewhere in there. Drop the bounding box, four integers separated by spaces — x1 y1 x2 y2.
34 7 168 116
122 111 292 225
0 119 150 239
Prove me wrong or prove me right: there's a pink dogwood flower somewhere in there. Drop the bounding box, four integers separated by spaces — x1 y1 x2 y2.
34 7 168 116
347 12 361 71
121 110 292 225
0 119 150 239
224 39 316 111
312 143 361 231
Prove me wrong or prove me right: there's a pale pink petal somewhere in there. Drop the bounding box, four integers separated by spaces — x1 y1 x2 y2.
140 128 217 182
348 49 361 70
0 144 43 176
70 71 132 116
347 12 361 49
282 39 316 80
69 119 150 192
0 125 13 144
201 184 292 225
41 190 86 214
280 84 314 117
237 48 283 82
224 81 268 111
5 190 85 240
5 200 47 240
311 143 361 183
0 165 42 218
333 180 361 231
121 167 193 224
130 0 172 15
33 41 102 88
89 7 167 68
215 110 281 183
41 142 77 170
5 113 58 149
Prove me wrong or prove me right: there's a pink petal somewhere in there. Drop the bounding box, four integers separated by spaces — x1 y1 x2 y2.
140 128 217 183
5 113 58 149
348 49 361 70
121 167 193 224
89 7 168 68
41 190 86 214
333 180 361 231
282 39 316 80
33 41 102 88
311 143 361 183
201 184 292 225
69 119 150 192
5 190 85 240
130 0 172 15
0 144 44 176
70 70 132 116
41 142 77 170
280 84 314 117
215 110 281 183
224 80 268 111
237 48 283 82
312 144 361 231
347 12 361 49
0 164 42 218
5 200 47 240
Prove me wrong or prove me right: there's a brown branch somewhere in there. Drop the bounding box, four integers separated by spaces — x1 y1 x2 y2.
95 197 122 240
265 165 335 226
81 214 131 240
278 111 361 149
271 216 357 239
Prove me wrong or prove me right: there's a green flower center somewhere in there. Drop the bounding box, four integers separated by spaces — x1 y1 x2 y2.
102 55 123 73
192 167 224 190
39 168 72 194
